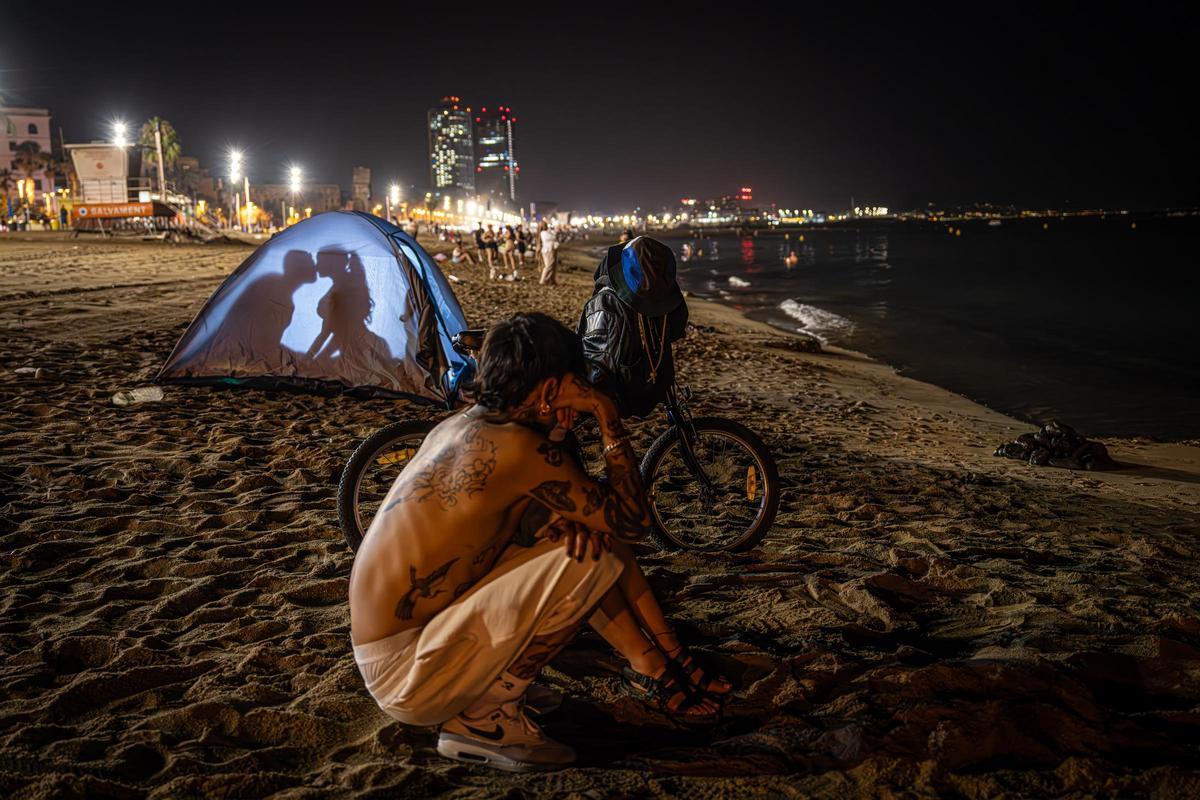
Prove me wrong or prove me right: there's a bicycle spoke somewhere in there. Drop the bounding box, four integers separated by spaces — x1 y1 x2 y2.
648 428 768 551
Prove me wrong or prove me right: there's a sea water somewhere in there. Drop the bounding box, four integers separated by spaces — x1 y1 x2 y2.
671 216 1200 440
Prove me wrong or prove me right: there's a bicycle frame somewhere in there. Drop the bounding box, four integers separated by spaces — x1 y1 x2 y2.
662 384 716 496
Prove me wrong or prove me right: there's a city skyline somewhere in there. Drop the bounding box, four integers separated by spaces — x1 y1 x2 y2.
1 6 1196 211
427 96 474 195
427 96 520 207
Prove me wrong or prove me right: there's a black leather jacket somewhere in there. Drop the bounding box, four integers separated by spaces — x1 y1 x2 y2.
577 268 688 419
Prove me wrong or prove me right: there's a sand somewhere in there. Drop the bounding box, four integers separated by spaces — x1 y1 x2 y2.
1 231 1199 799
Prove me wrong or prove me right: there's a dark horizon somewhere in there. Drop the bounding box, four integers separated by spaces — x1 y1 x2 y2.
2 5 1196 212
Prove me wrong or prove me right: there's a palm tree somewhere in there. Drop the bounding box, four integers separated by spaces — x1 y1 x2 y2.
11 142 47 208
12 141 43 179
0 168 14 215
40 152 70 196
139 117 181 185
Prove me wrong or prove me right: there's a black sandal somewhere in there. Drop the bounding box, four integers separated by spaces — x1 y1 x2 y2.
620 665 721 726
666 648 733 697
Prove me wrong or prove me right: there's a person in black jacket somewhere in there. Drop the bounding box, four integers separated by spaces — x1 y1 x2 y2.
577 236 689 418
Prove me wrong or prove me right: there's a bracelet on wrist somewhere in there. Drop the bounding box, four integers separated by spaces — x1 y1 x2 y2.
602 436 630 456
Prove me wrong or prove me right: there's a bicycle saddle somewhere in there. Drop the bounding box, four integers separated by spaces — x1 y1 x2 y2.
452 328 486 356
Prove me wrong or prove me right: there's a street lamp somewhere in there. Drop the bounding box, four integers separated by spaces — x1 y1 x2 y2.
287 166 302 227
229 149 245 232
388 183 400 222
111 120 129 148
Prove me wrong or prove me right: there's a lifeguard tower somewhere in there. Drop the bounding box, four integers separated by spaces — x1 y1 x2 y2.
66 142 214 241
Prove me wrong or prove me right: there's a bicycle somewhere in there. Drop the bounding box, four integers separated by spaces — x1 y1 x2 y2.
337 329 780 554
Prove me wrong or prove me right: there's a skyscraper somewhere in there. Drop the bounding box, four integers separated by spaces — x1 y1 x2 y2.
473 105 518 204
427 96 475 194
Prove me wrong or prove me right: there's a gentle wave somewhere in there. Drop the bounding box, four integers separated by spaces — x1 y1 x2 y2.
728 276 751 288
778 299 854 343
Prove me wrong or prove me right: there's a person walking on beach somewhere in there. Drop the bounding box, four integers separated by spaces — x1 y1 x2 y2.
500 225 518 280
349 314 729 772
515 224 528 268
474 223 486 261
483 224 498 278
539 223 559 286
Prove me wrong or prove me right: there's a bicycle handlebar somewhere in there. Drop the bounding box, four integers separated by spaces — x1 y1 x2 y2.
451 328 486 358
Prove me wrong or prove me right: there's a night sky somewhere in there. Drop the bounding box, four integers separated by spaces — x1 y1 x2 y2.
2 5 1195 211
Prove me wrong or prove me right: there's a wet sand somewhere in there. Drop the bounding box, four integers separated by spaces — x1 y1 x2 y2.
2 232 1199 798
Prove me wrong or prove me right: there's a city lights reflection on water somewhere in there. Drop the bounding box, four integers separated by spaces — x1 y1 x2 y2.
674 221 1199 439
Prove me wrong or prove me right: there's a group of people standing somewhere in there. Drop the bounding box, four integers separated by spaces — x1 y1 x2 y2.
469 222 561 286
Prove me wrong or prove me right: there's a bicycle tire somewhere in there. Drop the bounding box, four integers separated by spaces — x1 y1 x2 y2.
639 417 780 552
337 419 438 553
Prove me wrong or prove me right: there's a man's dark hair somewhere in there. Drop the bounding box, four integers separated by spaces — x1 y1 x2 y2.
477 313 582 411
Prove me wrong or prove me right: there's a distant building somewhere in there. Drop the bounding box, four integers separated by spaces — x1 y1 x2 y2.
734 186 761 222
1 105 54 200
474 105 518 204
428 96 475 194
352 166 371 211
255 183 343 217
174 155 220 205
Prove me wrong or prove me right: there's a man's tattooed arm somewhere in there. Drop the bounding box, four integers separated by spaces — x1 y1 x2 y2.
581 483 604 516
595 417 652 540
524 417 651 542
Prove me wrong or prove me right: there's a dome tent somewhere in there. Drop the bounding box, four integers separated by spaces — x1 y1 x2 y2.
158 211 469 404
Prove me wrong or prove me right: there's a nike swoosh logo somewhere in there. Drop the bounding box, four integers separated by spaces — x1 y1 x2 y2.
462 724 506 742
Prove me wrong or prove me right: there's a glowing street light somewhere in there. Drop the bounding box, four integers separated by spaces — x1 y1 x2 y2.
228 149 248 232
387 183 400 222
284 165 303 229
111 120 128 148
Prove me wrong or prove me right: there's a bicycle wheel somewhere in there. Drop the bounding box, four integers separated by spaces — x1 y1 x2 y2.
337 419 437 552
639 417 780 552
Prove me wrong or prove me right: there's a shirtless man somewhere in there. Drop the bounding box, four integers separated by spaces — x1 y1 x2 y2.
349 313 728 772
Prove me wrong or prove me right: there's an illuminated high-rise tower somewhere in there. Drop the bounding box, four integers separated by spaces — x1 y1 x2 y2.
473 105 518 204
427 96 475 194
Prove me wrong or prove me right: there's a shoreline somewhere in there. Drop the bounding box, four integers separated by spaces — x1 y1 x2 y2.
630 228 1200 445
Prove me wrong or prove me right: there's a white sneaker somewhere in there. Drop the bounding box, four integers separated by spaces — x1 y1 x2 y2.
438 698 575 772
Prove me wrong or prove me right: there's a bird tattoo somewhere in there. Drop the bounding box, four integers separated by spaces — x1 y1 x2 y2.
395 558 459 620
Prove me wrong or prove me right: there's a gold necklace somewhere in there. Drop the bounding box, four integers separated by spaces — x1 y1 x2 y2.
637 313 669 383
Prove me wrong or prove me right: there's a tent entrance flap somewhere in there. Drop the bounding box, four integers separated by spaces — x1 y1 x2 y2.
157 211 469 402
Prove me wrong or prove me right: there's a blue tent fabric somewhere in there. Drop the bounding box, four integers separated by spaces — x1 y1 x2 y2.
355 213 471 389
158 211 469 403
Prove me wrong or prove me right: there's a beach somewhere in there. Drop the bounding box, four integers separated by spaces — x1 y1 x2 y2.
2 232 1199 798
